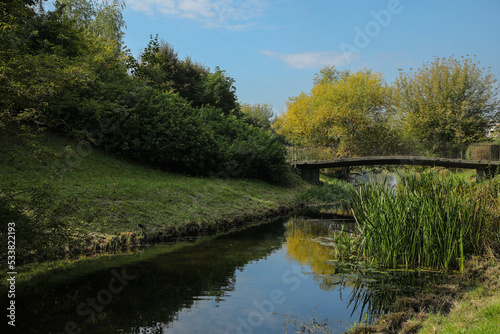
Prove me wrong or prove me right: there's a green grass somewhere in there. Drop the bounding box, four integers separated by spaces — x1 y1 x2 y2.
417 260 500 334
0 133 308 268
298 175 353 205
1 134 306 234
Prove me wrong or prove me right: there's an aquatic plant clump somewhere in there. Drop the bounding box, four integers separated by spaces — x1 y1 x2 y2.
349 172 499 271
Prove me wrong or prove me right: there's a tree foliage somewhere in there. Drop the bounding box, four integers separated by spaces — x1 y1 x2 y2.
0 0 289 266
274 67 397 156
240 103 274 129
0 0 94 156
394 56 500 144
1 1 286 182
56 0 126 47
134 35 240 115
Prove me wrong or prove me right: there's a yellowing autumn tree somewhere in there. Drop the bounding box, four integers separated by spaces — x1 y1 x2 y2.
394 56 500 144
274 67 398 156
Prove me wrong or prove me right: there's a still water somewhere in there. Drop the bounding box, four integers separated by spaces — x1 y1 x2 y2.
16 215 444 334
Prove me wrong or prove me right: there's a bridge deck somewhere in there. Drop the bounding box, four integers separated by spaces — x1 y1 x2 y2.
295 156 500 170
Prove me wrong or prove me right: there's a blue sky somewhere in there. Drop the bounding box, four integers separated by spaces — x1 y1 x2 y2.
122 0 500 115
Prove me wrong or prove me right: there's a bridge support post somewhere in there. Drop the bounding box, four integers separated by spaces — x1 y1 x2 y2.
477 168 485 181
477 166 498 180
301 168 320 184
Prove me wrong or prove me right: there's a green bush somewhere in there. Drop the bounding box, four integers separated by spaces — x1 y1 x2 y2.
103 88 219 175
93 90 288 182
226 127 288 182
200 107 289 182
0 184 81 264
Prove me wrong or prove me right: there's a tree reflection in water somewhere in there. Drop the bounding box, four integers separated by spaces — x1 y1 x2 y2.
285 218 449 324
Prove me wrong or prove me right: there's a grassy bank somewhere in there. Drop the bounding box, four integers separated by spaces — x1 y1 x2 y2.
417 258 500 334
346 256 500 334
0 133 307 268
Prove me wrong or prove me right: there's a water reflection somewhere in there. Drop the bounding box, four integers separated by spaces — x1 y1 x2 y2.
285 218 449 323
17 221 288 334
341 267 448 323
15 216 448 334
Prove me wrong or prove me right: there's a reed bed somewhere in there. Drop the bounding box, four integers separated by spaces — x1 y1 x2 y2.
348 172 499 271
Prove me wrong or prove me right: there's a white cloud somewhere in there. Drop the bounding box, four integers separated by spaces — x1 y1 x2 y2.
178 0 215 19
127 0 266 29
260 50 358 69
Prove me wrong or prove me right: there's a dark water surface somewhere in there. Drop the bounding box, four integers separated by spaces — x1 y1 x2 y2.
16 216 446 334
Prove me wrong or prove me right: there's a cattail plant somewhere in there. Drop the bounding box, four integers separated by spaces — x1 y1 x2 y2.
348 172 497 271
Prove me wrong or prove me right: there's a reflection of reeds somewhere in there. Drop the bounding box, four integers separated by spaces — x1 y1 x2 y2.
349 172 499 271
341 267 448 324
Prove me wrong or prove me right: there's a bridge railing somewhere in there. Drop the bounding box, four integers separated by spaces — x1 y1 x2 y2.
287 142 499 163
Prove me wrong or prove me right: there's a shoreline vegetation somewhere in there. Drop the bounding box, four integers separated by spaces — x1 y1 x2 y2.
347 255 500 334
0 133 308 288
303 171 500 334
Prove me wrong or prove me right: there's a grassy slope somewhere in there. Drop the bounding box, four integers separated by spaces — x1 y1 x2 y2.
1 133 307 287
1 133 307 237
416 259 500 334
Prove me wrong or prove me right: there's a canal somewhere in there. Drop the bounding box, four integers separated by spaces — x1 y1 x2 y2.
16 212 446 334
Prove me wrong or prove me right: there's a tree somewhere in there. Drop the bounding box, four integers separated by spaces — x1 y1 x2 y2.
0 0 95 156
56 0 126 48
274 67 397 156
197 66 240 115
134 35 240 116
394 56 500 144
133 36 183 90
240 103 274 129
312 65 350 86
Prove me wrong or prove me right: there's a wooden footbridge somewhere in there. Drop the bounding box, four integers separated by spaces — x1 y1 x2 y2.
288 143 500 184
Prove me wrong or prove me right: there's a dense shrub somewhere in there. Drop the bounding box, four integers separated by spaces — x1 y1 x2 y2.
86 90 289 182
226 128 288 182
0 184 81 264
200 107 289 182
98 87 216 174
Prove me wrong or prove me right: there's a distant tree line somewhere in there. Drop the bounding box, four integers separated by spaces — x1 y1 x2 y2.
1 0 288 182
274 57 500 157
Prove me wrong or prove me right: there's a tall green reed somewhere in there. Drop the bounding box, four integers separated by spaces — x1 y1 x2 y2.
349 172 497 271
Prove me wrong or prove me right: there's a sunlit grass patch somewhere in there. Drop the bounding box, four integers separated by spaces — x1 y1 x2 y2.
417 259 500 334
